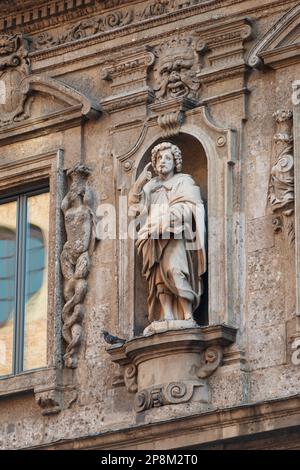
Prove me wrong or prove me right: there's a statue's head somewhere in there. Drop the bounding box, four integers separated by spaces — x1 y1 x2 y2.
67 163 91 194
151 142 182 176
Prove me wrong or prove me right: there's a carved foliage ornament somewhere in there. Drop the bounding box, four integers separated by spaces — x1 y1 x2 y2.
0 33 31 125
269 110 294 246
61 163 96 368
30 0 214 51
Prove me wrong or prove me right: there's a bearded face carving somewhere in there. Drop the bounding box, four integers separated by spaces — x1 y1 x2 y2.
153 36 202 101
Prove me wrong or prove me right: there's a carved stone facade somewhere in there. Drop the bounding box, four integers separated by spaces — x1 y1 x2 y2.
1 0 300 452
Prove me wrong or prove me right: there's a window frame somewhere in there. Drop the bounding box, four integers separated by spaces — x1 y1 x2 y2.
0 149 67 411
0 184 50 378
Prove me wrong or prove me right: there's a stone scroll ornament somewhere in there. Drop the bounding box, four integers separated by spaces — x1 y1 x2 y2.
269 110 294 246
129 142 206 326
0 33 31 125
61 163 96 368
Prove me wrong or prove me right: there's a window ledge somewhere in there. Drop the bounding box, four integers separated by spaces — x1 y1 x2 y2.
0 367 77 415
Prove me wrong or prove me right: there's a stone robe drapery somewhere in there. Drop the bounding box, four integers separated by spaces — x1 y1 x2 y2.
130 173 206 322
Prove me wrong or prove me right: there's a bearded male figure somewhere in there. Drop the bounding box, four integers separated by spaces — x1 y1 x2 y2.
129 142 206 324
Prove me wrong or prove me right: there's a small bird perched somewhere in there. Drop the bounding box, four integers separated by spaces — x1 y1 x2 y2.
102 330 125 345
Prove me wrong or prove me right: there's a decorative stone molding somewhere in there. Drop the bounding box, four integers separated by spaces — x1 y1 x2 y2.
0 33 31 125
248 4 300 69
101 49 155 94
102 89 154 114
101 48 155 113
293 82 300 317
196 18 252 84
106 325 236 412
17 1 243 50
150 96 197 137
34 383 78 416
269 109 294 246
197 345 223 379
32 8 135 51
35 387 62 415
61 163 96 368
0 74 101 145
124 364 138 393
134 380 208 412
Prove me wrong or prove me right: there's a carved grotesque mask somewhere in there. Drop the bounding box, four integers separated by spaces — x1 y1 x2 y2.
0 35 18 56
153 37 201 101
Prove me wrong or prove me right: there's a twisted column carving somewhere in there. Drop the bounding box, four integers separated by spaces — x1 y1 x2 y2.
61 163 96 368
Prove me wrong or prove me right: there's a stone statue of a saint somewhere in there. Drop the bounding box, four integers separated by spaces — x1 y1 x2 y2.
129 142 206 326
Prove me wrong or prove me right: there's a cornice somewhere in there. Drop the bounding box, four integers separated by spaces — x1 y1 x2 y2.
0 0 247 37
23 0 296 67
25 394 300 449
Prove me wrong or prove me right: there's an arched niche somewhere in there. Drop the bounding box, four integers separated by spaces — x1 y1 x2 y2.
134 133 208 335
116 106 237 339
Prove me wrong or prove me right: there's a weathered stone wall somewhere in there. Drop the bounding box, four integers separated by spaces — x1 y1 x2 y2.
0 0 300 450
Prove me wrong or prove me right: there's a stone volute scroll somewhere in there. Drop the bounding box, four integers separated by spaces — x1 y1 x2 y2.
269 110 294 246
106 141 237 413
61 163 96 368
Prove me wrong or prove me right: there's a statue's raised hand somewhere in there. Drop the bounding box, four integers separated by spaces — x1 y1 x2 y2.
136 162 153 190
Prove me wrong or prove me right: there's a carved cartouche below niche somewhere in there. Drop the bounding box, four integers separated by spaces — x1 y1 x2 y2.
61 163 96 369
0 33 31 125
269 110 294 246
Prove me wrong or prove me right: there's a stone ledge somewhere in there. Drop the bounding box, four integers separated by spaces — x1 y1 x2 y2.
0 367 76 416
26 394 300 449
106 325 237 412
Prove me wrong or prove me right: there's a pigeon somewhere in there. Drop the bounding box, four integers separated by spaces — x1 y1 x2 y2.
102 330 126 345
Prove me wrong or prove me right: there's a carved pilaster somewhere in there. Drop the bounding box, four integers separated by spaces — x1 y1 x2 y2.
61 163 96 368
269 110 294 247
